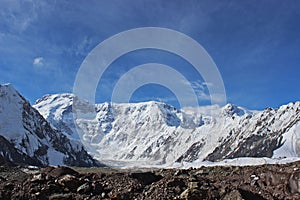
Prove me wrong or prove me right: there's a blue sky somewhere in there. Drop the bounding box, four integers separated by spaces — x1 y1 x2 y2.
0 0 299 110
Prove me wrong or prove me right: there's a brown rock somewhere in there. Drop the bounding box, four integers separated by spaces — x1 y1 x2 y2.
223 190 244 200
46 166 79 178
188 181 199 189
289 171 300 193
30 173 45 183
57 174 80 191
92 181 103 195
49 193 73 200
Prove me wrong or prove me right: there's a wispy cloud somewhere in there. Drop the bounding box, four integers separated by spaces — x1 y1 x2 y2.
182 80 211 101
0 0 39 33
0 0 298 109
72 36 96 57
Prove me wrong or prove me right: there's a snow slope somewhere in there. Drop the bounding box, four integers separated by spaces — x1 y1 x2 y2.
34 93 300 167
34 93 79 140
0 84 102 167
273 121 300 158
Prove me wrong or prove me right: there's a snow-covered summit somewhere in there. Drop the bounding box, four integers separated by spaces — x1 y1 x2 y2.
221 103 249 117
0 84 27 140
34 93 78 139
3 84 299 167
0 84 102 167
33 92 300 167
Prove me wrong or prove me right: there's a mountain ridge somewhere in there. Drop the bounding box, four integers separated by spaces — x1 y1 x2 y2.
1 83 299 167
0 84 104 167
33 92 300 167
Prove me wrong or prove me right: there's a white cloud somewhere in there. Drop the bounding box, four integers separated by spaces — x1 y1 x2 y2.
73 36 95 56
33 57 44 67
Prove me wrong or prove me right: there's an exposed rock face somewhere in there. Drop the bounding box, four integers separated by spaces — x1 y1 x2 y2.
205 103 300 162
0 84 103 167
0 135 42 166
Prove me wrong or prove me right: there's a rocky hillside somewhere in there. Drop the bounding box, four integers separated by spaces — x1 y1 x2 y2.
0 161 300 199
34 93 300 167
0 84 103 167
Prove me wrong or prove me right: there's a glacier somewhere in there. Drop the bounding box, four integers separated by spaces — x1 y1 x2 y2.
33 93 300 167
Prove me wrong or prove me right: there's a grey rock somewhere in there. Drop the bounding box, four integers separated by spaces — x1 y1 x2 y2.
49 193 73 200
77 182 91 194
289 171 300 193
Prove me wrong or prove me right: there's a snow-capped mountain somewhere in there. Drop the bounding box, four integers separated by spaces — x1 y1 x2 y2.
34 93 300 167
0 84 103 167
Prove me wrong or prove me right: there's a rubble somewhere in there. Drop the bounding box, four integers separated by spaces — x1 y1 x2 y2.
0 161 300 199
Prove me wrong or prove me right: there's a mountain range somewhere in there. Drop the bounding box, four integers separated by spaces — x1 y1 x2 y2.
0 83 299 167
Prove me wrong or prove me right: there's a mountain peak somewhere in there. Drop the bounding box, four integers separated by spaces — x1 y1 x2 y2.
35 93 75 105
221 103 247 116
0 83 25 101
0 83 14 89
0 84 103 167
4 86 297 167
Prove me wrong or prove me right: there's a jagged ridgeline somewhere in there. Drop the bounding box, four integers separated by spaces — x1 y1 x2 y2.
0 83 299 167
33 88 300 167
0 84 104 167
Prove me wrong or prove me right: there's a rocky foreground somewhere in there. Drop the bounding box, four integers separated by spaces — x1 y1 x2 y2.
0 161 300 200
